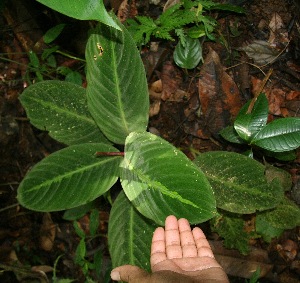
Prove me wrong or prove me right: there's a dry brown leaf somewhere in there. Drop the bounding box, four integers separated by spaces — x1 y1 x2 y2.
238 40 280 65
198 48 243 134
163 0 181 11
149 100 161 117
160 61 182 101
210 240 273 279
39 213 56 252
268 13 289 45
117 0 137 23
31 265 53 273
251 76 286 116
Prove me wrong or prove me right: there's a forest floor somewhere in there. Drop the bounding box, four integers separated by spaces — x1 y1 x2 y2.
0 0 300 282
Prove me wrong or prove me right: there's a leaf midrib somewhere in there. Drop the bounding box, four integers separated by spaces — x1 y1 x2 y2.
25 156 120 193
25 94 95 125
110 29 129 135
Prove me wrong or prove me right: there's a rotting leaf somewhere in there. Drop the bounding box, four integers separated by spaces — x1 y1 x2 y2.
238 40 280 65
198 48 243 134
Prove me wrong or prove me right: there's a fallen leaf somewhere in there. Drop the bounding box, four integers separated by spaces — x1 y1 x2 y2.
268 13 289 46
251 76 286 116
31 265 53 273
39 213 56 251
198 48 243 134
149 100 161 117
238 40 280 65
117 0 137 23
210 240 273 279
161 61 182 101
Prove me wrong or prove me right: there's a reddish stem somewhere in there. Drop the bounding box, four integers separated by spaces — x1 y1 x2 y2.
95 151 124 157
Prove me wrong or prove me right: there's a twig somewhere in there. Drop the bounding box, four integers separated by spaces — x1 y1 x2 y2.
246 68 273 114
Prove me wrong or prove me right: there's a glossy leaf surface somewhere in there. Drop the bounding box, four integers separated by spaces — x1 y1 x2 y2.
37 0 121 30
108 191 156 271
121 132 216 225
20 81 108 145
18 143 121 211
251 117 300 152
173 37 202 69
234 93 268 142
86 22 149 144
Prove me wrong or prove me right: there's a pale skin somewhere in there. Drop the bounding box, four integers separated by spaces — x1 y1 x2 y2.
111 215 229 283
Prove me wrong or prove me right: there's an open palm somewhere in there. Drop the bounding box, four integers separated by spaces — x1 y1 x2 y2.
111 215 229 283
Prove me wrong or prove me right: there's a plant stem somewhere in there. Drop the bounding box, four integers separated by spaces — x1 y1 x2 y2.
246 68 273 114
55 50 86 62
95 152 124 157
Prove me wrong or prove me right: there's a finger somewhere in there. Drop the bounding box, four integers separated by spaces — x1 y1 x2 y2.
165 215 182 259
151 227 167 267
192 227 215 258
111 265 149 282
178 218 197 257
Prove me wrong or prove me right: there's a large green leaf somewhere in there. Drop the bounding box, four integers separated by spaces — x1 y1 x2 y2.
20 81 109 145
108 191 156 271
256 197 300 230
173 36 202 69
86 21 149 144
211 214 251 255
37 0 121 30
194 151 283 213
219 125 244 144
17 143 121 211
121 132 216 225
251 117 300 152
234 93 269 142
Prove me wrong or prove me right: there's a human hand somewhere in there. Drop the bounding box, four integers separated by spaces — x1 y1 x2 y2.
111 215 229 282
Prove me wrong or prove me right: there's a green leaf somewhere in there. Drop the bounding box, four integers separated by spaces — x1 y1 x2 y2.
194 151 283 213
208 3 245 13
65 71 82 86
262 149 297 161
121 132 216 225
75 238 86 264
234 93 269 142
17 143 121 211
187 25 206 38
42 45 60 60
211 213 250 255
86 22 149 144
251 117 300 152
264 163 292 192
28 51 40 68
36 0 121 30
108 191 156 272
19 80 109 145
173 36 202 69
94 249 103 278
73 220 86 238
220 126 245 144
43 24 66 44
256 214 284 243
90 209 100 237
63 201 97 220
256 197 300 230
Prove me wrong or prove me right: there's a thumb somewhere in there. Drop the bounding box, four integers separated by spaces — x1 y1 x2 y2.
111 265 149 282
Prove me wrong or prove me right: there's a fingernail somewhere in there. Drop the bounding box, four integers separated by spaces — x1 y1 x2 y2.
111 270 121 281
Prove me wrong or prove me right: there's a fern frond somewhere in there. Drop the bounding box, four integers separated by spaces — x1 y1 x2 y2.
126 16 157 45
158 8 196 30
175 28 186 46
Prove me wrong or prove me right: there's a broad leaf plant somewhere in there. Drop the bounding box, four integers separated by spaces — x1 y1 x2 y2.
18 0 300 270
